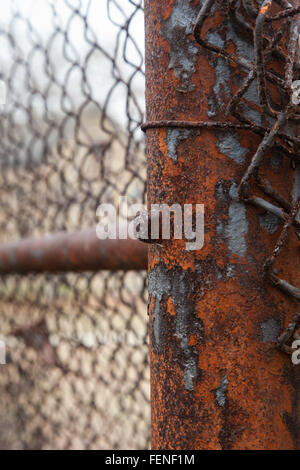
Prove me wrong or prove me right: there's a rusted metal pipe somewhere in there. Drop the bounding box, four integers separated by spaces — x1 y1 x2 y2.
0 229 148 273
145 0 300 450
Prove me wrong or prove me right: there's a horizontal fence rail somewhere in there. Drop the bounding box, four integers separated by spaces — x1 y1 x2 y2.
0 229 148 274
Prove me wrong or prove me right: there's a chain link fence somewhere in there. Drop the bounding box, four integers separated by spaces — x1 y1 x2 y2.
0 0 149 450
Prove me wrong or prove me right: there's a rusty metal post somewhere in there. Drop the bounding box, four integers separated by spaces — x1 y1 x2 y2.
0 229 147 273
145 0 300 450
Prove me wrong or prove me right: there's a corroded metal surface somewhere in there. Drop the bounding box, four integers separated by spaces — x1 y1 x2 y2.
0 229 147 273
145 0 300 450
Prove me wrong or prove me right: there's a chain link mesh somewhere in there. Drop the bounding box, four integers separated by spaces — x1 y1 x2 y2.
0 0 149 450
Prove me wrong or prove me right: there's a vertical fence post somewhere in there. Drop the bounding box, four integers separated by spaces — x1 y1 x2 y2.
144 0 300 450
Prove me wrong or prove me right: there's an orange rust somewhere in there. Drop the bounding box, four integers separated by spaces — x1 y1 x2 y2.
260 2 272 16
145 0 300 450
162 0 174 21
188 335 197 347
167 297 177 316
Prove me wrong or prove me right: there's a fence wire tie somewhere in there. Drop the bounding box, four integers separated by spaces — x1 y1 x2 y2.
142 0 300 355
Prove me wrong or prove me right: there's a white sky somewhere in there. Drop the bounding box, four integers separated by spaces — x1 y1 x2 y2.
0 0 145 130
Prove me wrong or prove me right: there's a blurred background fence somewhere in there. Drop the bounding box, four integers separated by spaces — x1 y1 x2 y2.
0 0 149 450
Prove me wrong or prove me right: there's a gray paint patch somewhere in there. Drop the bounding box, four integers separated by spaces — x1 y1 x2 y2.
244 79 260 106
216 375 228 408
217 132 249 164
261 318 280 343
225 183 248 257
206 30 225 49
173 271 201 391
184 356 198 391
166 128 192 163
259 212 280 235
208 57 231 118
161 1 199 92
148 267 172 352
148 263 202 391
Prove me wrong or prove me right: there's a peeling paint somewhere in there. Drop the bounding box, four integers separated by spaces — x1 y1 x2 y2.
184 355 198 391
217 132 249 165
161 1 199 92
208 57 231 117
149 268 172 352
225 183 248 257
148 263 202 391
206 30 225 49
166 128 192 163
260 318 281 343
216 375 229 408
